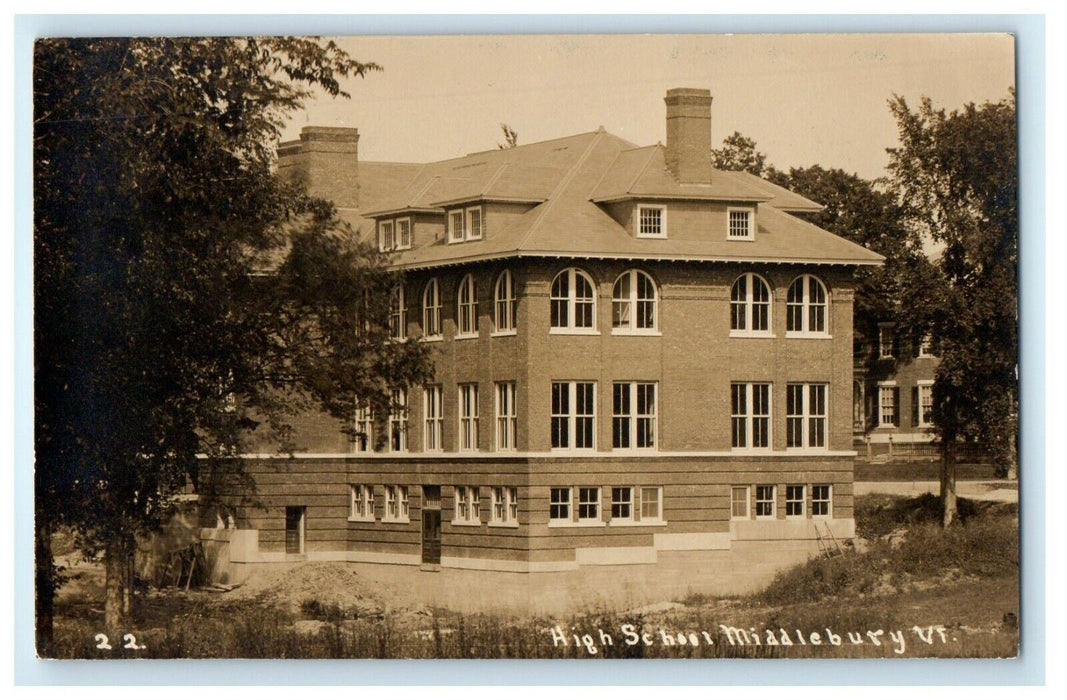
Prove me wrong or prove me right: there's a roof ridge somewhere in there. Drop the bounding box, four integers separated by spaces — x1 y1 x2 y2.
458 129 603 161
516 131 605 251
625 144 662 195
586 149 624 201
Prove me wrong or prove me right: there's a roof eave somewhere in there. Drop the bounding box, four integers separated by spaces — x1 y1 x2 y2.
428 196 548 208
364 206 444 218
590 193 771 205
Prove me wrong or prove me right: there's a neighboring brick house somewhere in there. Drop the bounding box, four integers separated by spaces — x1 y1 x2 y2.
204 88 884 610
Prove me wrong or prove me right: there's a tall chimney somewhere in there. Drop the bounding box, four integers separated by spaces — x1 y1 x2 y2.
277 126 360 209
664 88 713 184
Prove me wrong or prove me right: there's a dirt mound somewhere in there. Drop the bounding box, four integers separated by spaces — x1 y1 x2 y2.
227 562 383 616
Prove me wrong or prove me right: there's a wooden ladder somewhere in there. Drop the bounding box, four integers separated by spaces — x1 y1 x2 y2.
815 522 845 559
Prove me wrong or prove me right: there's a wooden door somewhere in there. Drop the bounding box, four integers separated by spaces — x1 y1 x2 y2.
421 486 441 564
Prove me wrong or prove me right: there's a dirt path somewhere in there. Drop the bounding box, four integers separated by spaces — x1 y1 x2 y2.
854 480 1018 502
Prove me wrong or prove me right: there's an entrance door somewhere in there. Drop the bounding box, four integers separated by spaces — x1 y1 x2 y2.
421 486 441 565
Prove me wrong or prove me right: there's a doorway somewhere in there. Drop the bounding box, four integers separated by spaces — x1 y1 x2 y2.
421 486 441 565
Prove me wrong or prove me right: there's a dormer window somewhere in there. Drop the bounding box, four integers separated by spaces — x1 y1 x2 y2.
378 218 411 252
448 206 484 243
636 204 666 238
378 220 395 252
727 207 755 240
395 218 412 250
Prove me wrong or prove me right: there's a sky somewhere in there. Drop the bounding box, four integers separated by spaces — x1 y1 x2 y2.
283 33 1016 181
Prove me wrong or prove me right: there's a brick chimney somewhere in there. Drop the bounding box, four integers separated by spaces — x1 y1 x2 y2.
664 88 713 184
277 126 360 208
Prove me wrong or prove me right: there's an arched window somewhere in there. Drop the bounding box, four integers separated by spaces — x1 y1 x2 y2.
422 278 441 338
494 269 516 333
550 268 596 331
389 285 406 340
456 274 478 337
786 275 828 335
612 269 658 332
730 273 771 334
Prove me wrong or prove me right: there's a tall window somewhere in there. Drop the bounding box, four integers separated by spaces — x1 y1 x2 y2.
551 381 595 450
786 383 828 449
636 204 666 238
916 381 934 428
878 384 899 427
422 278 441 338
389 388 407 452
495 382 517 451
395 218 412 250
731 486 750 519
640 487 662 521
550 268 596 331
350 485 374 521
285 506 306 554
423 386 443 452
491 486 518 524
457 274 478 337
389 285 406 340
918 334 935 358
786 485 805 518
549 487 572 522
612 382 657 449
730 273 771 334
458 383 480 451
731 383 771 449
727 208 755 240
494 269 516 332
466 207 483 240
612 270 658 332
353 403 373 453
384 485 409 522
577 487 600 522
879 325 895 358
378 220 395 252
447 206 483 242
449 210 465 243
454 486 480 524
755 485 776 519
812 484 832 517
786 275 828 335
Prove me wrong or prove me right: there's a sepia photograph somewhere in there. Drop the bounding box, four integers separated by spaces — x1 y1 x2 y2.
31 31 1021 662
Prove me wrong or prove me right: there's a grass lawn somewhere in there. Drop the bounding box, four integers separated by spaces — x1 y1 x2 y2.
47 493 1019 659
855 460 1000 482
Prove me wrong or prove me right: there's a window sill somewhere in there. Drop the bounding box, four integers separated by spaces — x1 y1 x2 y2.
730 331 775 339
420 335 443 343
730 515 750 522
785 332 833 340
608 519 667 528
731 448 774 455
490 329 518 338
548 520 607 529
381 517 410 525
784 447 830 455
726 236 756 242
454 333 479 341
550 448 598 455
347 516 375 523
450 519 481 527
610 448 659 455
488 521 519 529
611 329 662 337
549 328 600 336
635 233 667 240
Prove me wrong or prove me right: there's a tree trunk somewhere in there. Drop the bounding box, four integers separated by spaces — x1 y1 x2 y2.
940 438 958 527
103 534 129 639
35 518 55 657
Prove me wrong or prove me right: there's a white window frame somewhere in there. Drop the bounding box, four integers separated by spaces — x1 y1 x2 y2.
635 203 667 239
730 272 773 337
453 485 481 526
611 381 657 451
877 382 898 428
490 486 518 527
388 388 408 452
731 382 772 451
811 484 832 519
726 207 755 241
785 484 806 519
786 383 828 450
349 484 375 522
879 324 895 359
549 487 572 523
731 486 750 520
918 334 935 358
422 278 442 340
916 380 935 428
423 385 443 452
785 275 830 337
466 206 483 241
551 381 596 451
493 269 516 335
353 402 373 453
639 486 664 523
378 219 395 252
383 485 409 523
389 284 406 341
456 273 479 339
576 486 601 524
549 268 598 335
494 381 517 452
754 484 776 520
611 269 659 335
610 486 635 523
458 383 480 452
395 217 412 251
448 209 465 243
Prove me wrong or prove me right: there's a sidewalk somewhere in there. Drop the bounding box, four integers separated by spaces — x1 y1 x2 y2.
853 480 1018 503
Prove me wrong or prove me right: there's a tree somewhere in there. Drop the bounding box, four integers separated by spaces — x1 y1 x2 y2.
33 37 433 653
885 92 1018 526
498 123 519 149
711 131 767 175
